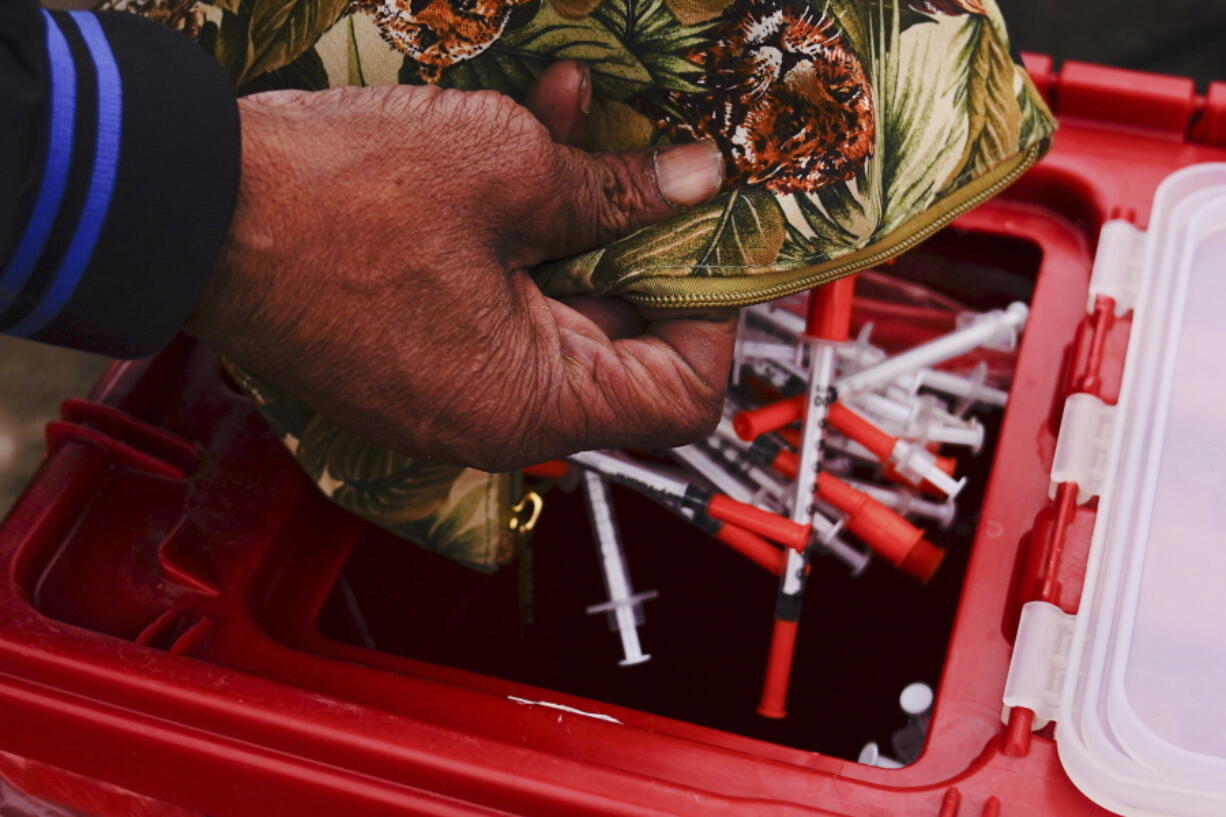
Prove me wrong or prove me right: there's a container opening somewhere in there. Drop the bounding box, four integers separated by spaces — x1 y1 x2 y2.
315 228 1042 763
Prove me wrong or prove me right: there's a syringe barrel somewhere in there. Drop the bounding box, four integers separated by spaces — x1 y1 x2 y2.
836 302 1028 395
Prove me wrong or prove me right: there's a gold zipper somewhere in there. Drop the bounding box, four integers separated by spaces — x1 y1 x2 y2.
509 490 544 633
622 143 1044 309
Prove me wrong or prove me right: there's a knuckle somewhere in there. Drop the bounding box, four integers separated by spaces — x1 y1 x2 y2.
442 90 557 200
588 154 656 240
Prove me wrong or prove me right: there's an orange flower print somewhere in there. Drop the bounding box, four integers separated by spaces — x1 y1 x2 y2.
353 0 532 82
653 0 874 195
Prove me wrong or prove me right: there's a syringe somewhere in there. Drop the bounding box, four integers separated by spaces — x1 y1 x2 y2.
581 470 656 666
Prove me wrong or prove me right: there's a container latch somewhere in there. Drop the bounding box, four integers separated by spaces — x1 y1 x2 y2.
1088 220 1144 317
1050 394 1116 504
1002 600 1076 730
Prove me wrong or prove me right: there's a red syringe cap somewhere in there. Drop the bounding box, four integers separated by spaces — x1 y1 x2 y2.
733 395 804 441
706 494 812 552
900 538 946 584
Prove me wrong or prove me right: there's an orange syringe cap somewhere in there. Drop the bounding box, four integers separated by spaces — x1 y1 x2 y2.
816 473 945 583
705 493 812 553
733 395 804 441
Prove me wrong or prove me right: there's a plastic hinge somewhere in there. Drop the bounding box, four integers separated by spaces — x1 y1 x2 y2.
1003 601 1075 730
1088 220 1144 316
1050 394 1115 504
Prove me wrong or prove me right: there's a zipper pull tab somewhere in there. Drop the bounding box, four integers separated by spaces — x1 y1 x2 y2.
509 491 544 634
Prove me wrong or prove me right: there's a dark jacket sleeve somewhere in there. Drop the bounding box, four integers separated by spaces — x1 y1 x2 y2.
0 0 239 358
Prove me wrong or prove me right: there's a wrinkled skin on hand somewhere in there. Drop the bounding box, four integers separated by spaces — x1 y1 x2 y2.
187 62 734 472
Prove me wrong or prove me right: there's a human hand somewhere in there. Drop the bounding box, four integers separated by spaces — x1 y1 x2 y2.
186 63 734 471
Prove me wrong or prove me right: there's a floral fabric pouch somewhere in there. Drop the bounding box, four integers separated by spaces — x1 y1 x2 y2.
113 0 1055 570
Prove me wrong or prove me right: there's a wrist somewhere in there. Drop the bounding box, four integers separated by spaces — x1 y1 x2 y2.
185 96 277 349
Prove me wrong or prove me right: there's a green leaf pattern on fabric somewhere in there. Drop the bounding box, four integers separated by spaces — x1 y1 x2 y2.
778 164 879 262
238 44 330 93
297 417 461 525
664 0 733 25
179 0 348 87
441 4 656 98
936 14 1021 194
245 0 349 81
589 189 786 289
878 10 976 234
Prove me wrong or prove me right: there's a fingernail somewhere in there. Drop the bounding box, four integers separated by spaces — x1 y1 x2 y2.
654 141 725 209
578 64 592 115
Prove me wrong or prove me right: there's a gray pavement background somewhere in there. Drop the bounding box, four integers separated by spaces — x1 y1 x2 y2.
1 1 1224 516
0 339 106 514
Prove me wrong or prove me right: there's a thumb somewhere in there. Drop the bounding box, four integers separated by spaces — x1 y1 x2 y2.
533 139 725 261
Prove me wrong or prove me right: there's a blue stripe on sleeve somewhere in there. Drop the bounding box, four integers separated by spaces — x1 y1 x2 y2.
0 11 76 315
9 11 123 339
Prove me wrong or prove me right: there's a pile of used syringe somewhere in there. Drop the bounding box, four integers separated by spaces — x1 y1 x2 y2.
547 273 1029 719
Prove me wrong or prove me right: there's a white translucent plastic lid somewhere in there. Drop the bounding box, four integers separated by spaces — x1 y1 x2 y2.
1056 164 1226 817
